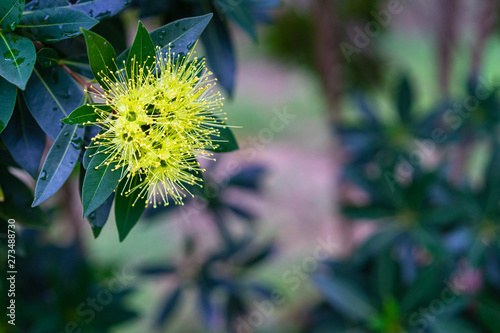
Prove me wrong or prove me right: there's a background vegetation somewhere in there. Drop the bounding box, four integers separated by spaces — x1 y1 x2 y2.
1 0 500 332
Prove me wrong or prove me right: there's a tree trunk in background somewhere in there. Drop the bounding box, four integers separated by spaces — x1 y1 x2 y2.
312 0 343 124
437 0 460 95
470 0 498 77
437 0 463 184
312 0 355 256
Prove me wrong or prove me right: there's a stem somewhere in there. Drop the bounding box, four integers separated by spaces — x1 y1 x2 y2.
31 40 101 95
470 0 497 77
32 41 44 51
436 0 460 95
59 63 101 95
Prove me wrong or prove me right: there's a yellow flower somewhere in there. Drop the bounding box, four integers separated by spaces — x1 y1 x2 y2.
86 46 227 207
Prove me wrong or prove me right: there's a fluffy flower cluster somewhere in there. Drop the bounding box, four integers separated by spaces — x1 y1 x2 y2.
87 48 226 207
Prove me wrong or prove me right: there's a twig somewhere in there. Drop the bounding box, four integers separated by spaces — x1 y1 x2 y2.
59 63 101 95
32 41 44 51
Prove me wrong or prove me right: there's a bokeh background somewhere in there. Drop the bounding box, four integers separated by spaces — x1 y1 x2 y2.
3 0 500 332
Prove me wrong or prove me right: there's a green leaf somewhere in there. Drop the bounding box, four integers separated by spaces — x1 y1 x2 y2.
82 145 123 217
78 165 114 238
214 0 256 40
0 31 36 90
0 0 24 31
17 7 98 43
206 115 238 153
200 10 235 95
36 47 59 67
115 174 146 242
1 97 45 178
396 75 413 124
81 28 117 90
151 13 212 57
0 76 17 132
0 167 49 227
32 124 84 207
82 138 98 169
24 64 84 140
24 0 128 20
88 192 114 238
313 273 377 321
126 21 156 79
62 104 111 125
117 14 213 64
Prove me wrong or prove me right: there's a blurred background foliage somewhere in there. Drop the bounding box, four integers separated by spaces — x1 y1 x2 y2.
2 0 500 332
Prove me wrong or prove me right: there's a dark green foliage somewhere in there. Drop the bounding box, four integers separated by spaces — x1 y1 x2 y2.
0 77 17 133
115 174 146 242
136 163 270 331
24 0 129 20
62 104 111 125
0 31 35 89
17 7 98 43
81 28 118 89
131 0 279 95
0 0 25 32
6 2 500 333
126 21 155 79
0 2 259 332
264 9 315 69
305 256 463 333
24 64 84 140
32 123 84 206
1 96 45 178
36 47 60 67
0 229 136 332
81 145 123 218
0 166 49 227
0 0 240 241
199 2 236 96
305 75 500 332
